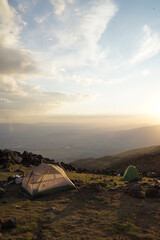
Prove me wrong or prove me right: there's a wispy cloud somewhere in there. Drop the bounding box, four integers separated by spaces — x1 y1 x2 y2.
48 0 118 67
72 74 104 86
129 25 160 66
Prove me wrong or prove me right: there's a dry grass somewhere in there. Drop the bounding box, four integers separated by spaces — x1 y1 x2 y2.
0 167 160 240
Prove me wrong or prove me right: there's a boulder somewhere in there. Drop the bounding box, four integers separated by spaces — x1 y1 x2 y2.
124 183 144 198
1 217 17 229
14 156 22 164
145 187 160 198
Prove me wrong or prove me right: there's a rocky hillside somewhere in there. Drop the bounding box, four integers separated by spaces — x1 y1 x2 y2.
72 145 160 174
0 149 76 173
1 146 160 177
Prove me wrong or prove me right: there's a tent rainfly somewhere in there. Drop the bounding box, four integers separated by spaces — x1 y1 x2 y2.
21 163 75 198
122 165 139 182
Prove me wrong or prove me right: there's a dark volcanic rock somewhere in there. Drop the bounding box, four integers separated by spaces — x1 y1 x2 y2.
0 149 20 165
124 183 144 198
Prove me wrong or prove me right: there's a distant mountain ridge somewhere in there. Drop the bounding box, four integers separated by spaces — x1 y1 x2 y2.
71 145 160 173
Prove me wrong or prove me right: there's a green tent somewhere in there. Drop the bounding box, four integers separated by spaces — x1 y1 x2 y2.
122 165 139 182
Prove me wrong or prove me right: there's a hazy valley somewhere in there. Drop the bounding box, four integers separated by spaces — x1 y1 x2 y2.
1 122 160 163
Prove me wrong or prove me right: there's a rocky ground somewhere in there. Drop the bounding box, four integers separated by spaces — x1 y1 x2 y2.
0 150 160 240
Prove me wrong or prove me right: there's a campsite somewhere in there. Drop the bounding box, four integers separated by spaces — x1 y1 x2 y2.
1 0 160 239
0 150 160 240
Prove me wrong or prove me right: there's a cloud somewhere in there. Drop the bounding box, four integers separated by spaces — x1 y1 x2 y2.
129 25 160 66
34 14 49 24
0 75 28 96
0 1 37 76
72 74 104 86
50 0 75 16
0 76 91 118
0 44 36 75
50 0 66 16
48 0 118 67
18 3 27 13
0 0 21 47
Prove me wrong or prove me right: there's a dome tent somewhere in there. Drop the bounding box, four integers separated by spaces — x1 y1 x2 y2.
21 163 75 198
122 165 139 182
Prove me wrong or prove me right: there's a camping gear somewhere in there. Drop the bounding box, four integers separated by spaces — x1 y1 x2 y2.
20 163 75 198
3 175 23 187
15 176 23 184
122 165 139 182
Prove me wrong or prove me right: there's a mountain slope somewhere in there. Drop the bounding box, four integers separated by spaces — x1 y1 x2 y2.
72 145 160 173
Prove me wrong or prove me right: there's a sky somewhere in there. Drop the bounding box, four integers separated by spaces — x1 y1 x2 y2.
1 0 160 123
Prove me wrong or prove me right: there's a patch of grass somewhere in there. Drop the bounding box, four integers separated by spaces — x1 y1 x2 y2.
0 168 160 240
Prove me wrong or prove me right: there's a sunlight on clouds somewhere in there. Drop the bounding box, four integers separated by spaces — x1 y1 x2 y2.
0 80 92 120
0 76 27 96
1 0 160 122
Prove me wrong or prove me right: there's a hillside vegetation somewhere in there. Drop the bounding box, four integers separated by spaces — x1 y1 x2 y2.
72 145 160 172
